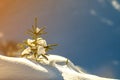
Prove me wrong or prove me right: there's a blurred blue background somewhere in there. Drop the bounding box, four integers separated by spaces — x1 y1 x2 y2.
0 0 120 78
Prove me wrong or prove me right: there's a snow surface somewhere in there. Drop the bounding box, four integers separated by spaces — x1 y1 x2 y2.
0 54 119 80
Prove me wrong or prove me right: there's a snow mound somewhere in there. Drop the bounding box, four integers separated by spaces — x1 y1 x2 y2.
0 54 118 80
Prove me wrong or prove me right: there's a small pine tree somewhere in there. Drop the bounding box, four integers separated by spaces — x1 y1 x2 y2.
18 18 57 61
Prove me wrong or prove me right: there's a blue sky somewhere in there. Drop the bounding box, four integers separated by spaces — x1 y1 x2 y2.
0 0 120 78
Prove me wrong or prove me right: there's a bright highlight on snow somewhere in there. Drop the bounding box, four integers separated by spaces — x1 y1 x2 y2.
0 18 119 80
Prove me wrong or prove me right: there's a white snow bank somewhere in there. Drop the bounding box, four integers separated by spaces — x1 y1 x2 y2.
0 54 119 80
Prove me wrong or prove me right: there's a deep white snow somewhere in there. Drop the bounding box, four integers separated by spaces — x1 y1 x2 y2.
0 54 119 80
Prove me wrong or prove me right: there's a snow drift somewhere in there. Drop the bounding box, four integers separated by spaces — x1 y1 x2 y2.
0 54 119 80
